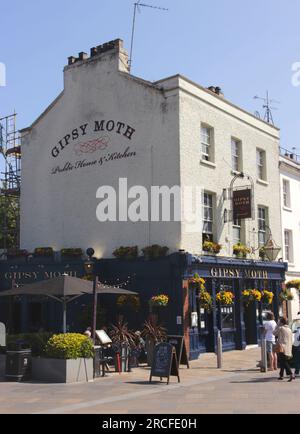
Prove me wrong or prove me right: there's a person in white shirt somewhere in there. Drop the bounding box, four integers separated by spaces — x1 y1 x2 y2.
263 312 277 370
292 326 300 377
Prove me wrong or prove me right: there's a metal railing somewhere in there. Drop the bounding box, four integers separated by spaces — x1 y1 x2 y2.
280 146 300 164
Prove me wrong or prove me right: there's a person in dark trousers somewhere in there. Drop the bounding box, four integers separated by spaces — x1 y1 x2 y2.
274 317 294 382
292 326 300 377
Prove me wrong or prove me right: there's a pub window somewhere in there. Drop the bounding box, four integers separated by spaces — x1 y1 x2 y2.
256 148 267 181
202 192 214 242
231 138 242 172
201 124 214 162
282 179 291 208
233 219 241 245
258 206 268 247
284 229 294 263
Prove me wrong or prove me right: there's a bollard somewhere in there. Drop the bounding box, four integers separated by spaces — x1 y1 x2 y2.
260 338 267 373
217 330 223 369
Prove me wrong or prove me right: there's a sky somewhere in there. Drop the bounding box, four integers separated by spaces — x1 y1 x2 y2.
1 0 300 154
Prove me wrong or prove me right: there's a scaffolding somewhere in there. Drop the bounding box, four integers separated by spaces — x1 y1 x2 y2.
0 113 21 250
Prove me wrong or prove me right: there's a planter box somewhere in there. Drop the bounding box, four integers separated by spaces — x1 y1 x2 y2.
32 357 93 383
0 354 6 378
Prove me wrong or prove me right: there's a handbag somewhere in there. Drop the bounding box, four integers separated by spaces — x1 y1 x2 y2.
274 342 284 353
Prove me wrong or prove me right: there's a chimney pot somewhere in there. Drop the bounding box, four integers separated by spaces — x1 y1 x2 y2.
78 52 88 61
68 56 77 65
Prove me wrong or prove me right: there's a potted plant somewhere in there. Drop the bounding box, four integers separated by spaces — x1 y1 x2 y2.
60 248 83 262
142 245 169 260
32 247 55 264
233 243 251 259
32 333 94 383
202 241 222 255
6 248 29 264
113 246 138 260
149 294 169 309
216 291 235 305
141 319 167 366
261 290 274 306
242 289 262 307
109 320 136 373
286 280 300 291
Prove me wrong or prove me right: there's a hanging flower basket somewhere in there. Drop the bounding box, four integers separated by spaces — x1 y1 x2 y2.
242 289 262 306
117 295 140 312
216 291 235 306
279 290 294 303
149 294 169 308
286 280 300 291
198 290 213 312
188 274 206 291
261 290 274 306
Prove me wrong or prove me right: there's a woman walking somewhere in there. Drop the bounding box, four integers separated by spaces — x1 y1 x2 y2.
292 326 300 377
274 317 294 382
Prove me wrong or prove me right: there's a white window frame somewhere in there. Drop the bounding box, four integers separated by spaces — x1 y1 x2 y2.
284 229 294 263
202 192 214 239
201 125 214 162
233 219 242 245
257 149 266 181
258 206 268 247
282 179 291 208
231 138 241 172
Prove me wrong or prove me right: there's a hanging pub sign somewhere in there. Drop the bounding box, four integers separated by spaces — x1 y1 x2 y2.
232 188 252 220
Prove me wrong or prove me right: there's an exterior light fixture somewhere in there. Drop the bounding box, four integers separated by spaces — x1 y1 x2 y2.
264 238 281 262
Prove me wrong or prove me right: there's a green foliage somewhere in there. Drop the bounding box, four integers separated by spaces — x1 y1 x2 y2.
7 333 53 357
203 241 222 254
142 245 169 259
45 333 94 360
113 246 138 259
0 195 19 249
34 247 54 257
60 248 83 257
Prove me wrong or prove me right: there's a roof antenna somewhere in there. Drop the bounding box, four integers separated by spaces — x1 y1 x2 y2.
254 91 280 125
129 1 168 72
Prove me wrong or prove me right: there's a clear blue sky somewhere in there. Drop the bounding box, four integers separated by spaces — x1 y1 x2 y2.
1 0 300 152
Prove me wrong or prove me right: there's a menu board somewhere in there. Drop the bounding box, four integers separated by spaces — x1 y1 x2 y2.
149 342 180 385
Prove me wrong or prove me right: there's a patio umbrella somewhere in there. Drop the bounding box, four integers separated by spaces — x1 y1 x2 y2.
0 275 137 333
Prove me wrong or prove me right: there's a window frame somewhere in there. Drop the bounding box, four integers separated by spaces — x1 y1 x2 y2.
258 206 268 247
282 179 291 208
256 148 266 181
201 124 214 162
231 138 242 172
284 229 294 263
202 191 214 241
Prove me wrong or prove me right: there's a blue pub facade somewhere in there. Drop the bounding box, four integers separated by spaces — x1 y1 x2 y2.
0 253 286 360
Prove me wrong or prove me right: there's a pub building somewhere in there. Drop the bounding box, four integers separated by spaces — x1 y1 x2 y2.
0 39 287 359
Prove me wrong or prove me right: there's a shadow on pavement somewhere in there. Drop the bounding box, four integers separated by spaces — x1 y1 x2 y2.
230 377 281 384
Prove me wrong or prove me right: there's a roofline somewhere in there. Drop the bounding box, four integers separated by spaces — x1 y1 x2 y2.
20 91 64 133
154 74 280 133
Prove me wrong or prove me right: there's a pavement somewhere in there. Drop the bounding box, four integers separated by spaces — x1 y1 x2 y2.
0 347 299 414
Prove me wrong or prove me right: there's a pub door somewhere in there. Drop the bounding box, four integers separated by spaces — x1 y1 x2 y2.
244 302 258 345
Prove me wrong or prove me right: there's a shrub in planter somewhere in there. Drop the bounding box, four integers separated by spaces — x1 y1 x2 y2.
142 245 169 259
34 247 54 257
45 334 94 359
203 241 222 255
279 289 294 303
149 294 169 309
117 295 140 313
109 320 136 372
141 320 167 366
113 246 138 260
60 248 83 258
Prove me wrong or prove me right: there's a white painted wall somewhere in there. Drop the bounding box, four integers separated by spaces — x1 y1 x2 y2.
20 39 282 260
280 156 300 320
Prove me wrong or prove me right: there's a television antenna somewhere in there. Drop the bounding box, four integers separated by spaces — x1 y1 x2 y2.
254 91 280 125
129 0 168 72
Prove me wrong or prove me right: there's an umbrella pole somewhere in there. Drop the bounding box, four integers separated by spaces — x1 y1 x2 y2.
63 299 67 333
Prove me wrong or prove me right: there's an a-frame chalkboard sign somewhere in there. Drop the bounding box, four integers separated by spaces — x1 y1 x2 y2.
149 342 180 385
167 335 190 369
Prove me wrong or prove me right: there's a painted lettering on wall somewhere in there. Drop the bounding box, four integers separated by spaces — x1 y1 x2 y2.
210 267 268 279
3 270 78 282
51 120 136 158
